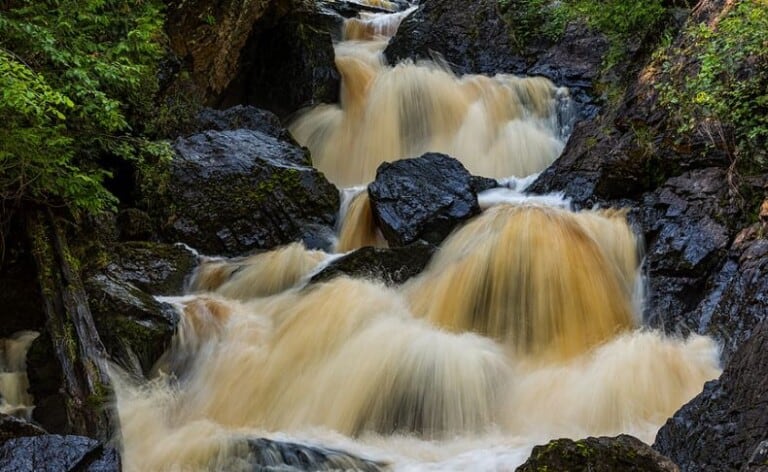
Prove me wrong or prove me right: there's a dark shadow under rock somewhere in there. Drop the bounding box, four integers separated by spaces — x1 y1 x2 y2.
517 435 678 472
0 434 119 472
368 153 482 247
654 315 768 471
146 129 340 256
310 242 435 285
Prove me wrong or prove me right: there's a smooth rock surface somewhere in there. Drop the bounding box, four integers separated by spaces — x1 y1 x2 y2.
310 242 435 285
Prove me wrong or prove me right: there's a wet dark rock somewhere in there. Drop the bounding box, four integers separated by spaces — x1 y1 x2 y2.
689 225 768 362
528 22 609 117
194 106 290 140
221 11 340 118
104 242 198 295
310 241 436 285
0 414 46 444
654 316 768 471
384 0 526 75
85 273 179 376
245 437 383 471
0 434 119 472
368 153 482 247
517 435 678 472
641 168 740 334
529 119 652 208
147 129 339 256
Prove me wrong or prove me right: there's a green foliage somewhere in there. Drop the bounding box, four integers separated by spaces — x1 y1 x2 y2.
657 1 768 170
501 0 667 66
0 0 173 215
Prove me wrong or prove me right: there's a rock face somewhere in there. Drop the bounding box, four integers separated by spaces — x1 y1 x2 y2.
0 435 119 472
384 0 526 75
310 242 436 285
0 414 46 444
654 316 768 471
517 435 679 472
85 273 180 376
103 242 198 296
149 127 339 256
368 153 482 247
221 12 340 118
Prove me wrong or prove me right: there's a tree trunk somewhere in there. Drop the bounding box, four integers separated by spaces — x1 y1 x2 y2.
26 208 118 441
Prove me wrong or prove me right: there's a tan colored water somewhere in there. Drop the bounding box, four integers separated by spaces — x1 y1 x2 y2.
116 7 721 472
336 191 387 252
289 9 570 187
0 331 38 419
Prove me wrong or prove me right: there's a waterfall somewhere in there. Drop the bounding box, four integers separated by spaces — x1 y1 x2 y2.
289 8 573 187
114 4 721 471
0 331 38 420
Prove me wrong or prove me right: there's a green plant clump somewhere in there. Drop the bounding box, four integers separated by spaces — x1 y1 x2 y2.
658 0 768 170
0 0 173 217
501 0 667 65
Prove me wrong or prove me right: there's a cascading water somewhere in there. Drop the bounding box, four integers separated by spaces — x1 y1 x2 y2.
0 331 38 420
115 4 722 470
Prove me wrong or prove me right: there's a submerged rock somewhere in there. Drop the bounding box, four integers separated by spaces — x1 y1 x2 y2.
245 437 383 471
310 241 436 285
384 0 526 75
147 128 339 256
654 315 768 471
368 153 482 247
0 435 119 472
517 435 679 472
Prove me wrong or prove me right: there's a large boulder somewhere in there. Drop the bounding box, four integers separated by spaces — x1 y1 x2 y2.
219 11 340 117
517 435 679 472
384 0 526 75
165 0 339 117
688 224 768 362
85 273 180 376
310 242 436 285
147 127 340 256
103 242 198 296
640 168 739 336
0 435 119 472
367 153 483 247
654 316 768 471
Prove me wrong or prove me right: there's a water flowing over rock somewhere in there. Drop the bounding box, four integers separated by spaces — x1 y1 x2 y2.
245 437 383 471
0 435 119 472
310 241 436 285
367 153 483 246
148 127 340 256
654 316 768 471
518 435 679 472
